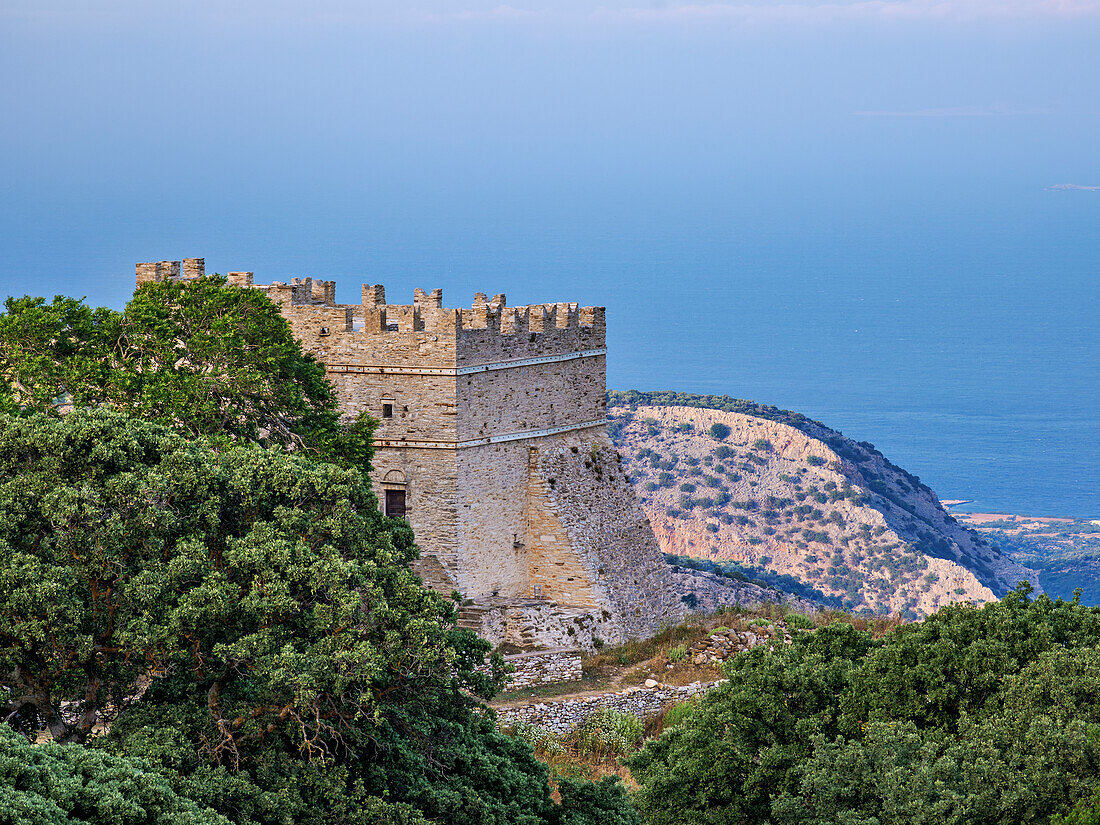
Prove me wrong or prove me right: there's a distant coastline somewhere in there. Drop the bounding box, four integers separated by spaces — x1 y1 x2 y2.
943 506 1100 604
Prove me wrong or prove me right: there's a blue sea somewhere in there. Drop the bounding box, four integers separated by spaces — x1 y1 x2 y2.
3 178 1097 522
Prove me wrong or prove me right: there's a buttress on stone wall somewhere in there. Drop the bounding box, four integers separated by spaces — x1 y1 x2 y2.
134 258 680 645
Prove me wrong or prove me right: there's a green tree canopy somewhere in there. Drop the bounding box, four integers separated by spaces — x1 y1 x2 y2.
0 277 371 468
0 409 631 824
629 587 1100 825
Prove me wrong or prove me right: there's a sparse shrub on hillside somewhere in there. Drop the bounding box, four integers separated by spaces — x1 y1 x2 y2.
709 422 732 440
786 613 814 630
679 482 696 493
661 700 698 730
806 455 826 466
714 444 735 459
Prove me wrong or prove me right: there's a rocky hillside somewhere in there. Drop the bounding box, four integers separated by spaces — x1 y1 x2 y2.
608 391 1040 618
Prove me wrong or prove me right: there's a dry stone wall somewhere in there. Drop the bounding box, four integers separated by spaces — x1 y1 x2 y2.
495 681 717 735
496 648 583 689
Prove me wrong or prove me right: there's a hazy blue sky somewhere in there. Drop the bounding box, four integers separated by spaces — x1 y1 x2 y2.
3 0 1096 309
2 0 1098 514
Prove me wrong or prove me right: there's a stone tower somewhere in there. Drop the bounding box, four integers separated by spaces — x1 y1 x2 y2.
135 259 680 645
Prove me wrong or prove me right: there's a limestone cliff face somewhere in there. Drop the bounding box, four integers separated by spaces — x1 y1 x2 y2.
609 398 1039 617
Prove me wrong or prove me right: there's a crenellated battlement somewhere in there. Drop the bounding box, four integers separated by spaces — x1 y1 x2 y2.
250 275 604 362
135 258 204 285
135 259 605 365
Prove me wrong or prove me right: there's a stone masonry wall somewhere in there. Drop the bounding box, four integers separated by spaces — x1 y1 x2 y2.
496 648 583 689
455 439 537 598
524 447 605 610
495 681 716 735
329 372 459 442
474 601 621 652
370 446 459 573
457 356 606 441
535 436 683 640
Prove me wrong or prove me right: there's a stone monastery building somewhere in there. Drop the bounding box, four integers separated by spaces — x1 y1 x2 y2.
136 258 679 645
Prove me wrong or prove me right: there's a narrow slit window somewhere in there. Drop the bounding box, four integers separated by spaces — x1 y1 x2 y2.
385 489 406 519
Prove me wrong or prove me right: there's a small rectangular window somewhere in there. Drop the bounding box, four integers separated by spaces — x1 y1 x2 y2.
382 403 393 419
385 489 406 519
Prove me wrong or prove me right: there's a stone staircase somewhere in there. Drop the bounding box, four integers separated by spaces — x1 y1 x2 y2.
457 603 491 632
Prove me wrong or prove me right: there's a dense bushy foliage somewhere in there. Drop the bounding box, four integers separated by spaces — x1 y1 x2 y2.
0 724 229 825
0 278 373 470
0 409 633 824
629 586 1100 824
